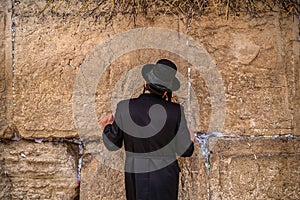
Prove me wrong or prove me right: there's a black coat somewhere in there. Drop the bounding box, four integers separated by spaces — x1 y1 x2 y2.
103 93 194 200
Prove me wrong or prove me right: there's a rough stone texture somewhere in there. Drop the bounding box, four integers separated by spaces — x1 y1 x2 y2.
8 1 298 138
0 140 79 199
80 153 125 200
191 14 297 136
0 0 299 199
0 1 8 138
209 138 300 199
291 16 300 135
177 145 208 200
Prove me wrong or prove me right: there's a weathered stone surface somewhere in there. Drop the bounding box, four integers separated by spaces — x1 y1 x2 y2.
80 153 125 200
0 0 299 199
178 145 208 200
0 1 8 137
0 140 78 199
209 138 300 199
289 16 300 135
9 0 297 139
231 33 261 65
191 14 296 136
14 93 77 138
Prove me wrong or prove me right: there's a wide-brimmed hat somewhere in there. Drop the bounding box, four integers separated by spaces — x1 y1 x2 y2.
142 59 180 91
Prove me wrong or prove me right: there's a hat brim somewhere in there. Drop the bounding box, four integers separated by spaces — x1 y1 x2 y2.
142 64 180 91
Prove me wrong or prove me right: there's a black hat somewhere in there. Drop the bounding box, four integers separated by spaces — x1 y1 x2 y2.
142 59 180 91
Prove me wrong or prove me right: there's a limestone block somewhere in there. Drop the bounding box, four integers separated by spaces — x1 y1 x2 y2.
224 68 293 135
225 89 293 135
178 144 208 200
11 0 116 139
182 13 296 136
0 140 78 199
80 153 126 200
209 138 300 199
13 93 77 138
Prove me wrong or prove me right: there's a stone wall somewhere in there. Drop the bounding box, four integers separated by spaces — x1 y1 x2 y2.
0 1 8 138
0 0 299 199
0 140 79 199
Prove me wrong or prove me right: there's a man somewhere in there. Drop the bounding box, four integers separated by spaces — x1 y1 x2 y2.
101 59 194 200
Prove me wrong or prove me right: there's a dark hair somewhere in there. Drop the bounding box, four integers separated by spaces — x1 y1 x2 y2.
144 83 172 102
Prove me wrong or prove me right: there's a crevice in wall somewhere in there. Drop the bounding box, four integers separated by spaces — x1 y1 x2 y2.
10 0 15 111
0 159 13 199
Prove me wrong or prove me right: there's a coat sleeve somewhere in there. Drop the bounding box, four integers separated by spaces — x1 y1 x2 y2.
175 106 194 157
102 106 124 151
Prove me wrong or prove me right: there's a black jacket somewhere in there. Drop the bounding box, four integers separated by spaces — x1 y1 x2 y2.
103 93 194 200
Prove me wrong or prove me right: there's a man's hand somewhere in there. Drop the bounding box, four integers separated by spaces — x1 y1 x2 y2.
100 114 114 129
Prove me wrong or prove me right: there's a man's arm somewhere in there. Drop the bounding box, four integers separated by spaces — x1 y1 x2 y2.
101 113 123 151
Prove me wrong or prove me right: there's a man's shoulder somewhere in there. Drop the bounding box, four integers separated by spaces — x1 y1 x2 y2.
116 97 138 107
116 99 130 107
116 95 183 109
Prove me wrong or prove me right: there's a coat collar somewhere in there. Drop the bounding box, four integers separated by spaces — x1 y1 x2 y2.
139 93 163 100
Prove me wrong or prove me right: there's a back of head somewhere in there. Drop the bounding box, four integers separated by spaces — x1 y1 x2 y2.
145 83 169 95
